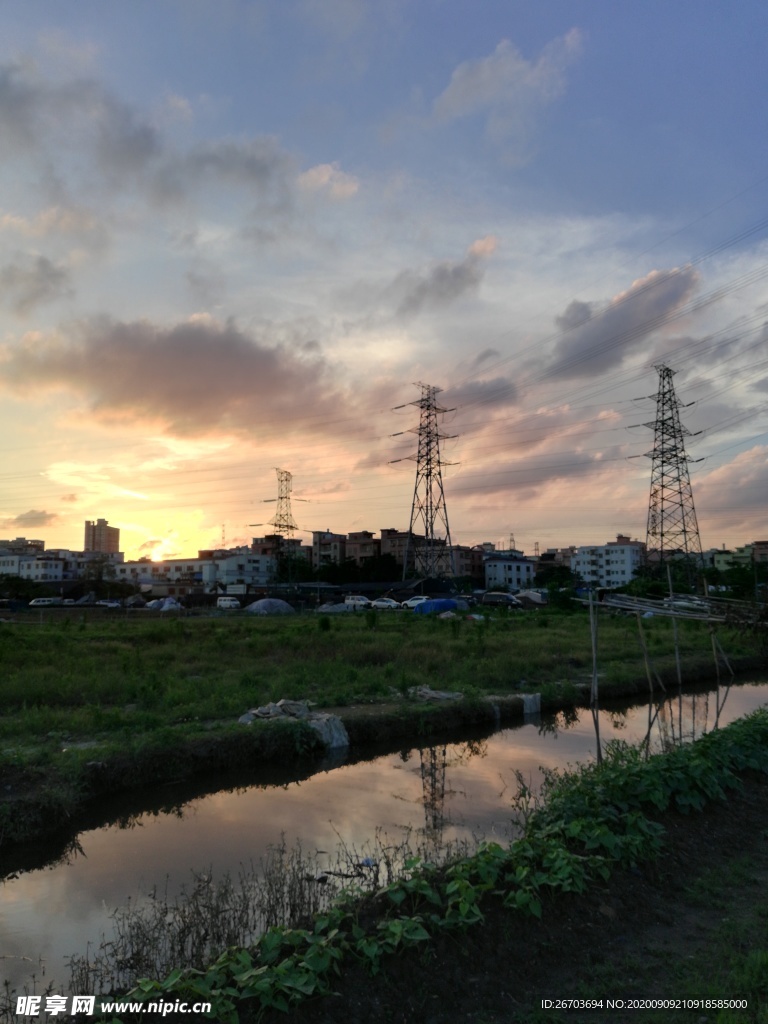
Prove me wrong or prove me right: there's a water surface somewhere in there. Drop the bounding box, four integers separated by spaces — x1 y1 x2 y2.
3 679 767 995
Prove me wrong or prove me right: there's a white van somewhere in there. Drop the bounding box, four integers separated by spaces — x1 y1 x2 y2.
344 595 371 608
29 597 63 607
217 596 241 610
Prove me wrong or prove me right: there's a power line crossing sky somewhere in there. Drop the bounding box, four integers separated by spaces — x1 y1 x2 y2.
1 1 767 560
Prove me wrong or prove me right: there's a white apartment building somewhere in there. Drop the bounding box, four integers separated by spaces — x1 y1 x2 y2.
0 554 22 576
114 550 275 591
571 535 645 588
484 553 536 591
18 556 65 582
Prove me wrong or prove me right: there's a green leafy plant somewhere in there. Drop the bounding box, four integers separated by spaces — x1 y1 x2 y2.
113 710 768 1022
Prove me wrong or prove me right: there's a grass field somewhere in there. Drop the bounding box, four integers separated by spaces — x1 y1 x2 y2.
1 606 760 741
0 604 763 845
2 606 762 740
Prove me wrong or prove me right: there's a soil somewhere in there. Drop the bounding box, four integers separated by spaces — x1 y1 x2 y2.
251 772 768 1024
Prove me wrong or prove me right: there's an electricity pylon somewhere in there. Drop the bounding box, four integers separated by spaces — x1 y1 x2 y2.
249 469 302 536
420 744 447 843
248 469 310 582
644 365 703 574
391 383 455 580
269 468 299 537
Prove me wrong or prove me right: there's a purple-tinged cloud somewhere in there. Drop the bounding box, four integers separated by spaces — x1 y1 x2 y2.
384 237 498 321
434 31 583 160
7 509 59 528
0 254 73 315
0 315 349 439
545 267 700 380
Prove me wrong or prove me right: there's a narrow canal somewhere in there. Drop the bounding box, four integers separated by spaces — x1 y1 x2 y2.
3 679 767 999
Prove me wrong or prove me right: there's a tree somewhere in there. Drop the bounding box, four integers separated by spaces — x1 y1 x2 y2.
316 558 361 586
534 564 579 590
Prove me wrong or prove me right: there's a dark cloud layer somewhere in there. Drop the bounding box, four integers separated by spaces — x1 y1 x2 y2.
442 375 518 409
342 239 497 326
388 250 486 320
7 509 59 528
0 254 73 315
0 316 347 438
546 267 700 379
451 444 626 500
0 60 296 217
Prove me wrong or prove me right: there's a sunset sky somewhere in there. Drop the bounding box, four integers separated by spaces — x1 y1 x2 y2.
1 1 767 562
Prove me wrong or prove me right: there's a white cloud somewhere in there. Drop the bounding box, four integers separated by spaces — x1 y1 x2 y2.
298 162 359 199
433 30 584 159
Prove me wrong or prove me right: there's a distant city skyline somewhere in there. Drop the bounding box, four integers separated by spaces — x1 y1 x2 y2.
1 1 767 562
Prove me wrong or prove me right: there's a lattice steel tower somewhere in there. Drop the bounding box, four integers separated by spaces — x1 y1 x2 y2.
644 365 703 569
393 383 455 580
420 744 448 843
268 468 299 537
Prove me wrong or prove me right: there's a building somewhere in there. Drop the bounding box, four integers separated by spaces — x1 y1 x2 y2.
114 549 275 596
379 528 428 575
483 552 536 591
712 542 768 572
451 545 485 584
346 531 381 567
251 534 307 560
46 549 125 580
84 519 120 554
0 537 45 555
571 535 645 589
18 556 65 583
312 530 347 569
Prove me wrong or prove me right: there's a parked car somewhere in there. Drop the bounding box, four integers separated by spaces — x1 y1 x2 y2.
481 592 522 607
371 597 401 610
96 599 122 608
29 597 63 607
216 596 241 609
401 595 430 609
344 595 371 608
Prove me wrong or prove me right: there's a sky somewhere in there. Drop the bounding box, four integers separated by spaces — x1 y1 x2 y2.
1 0 767 562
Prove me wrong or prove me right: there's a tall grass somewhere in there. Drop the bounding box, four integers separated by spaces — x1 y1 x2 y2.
0 610 758 749
66 828 475 997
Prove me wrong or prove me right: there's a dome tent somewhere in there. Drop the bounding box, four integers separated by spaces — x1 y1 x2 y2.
244 598 295 615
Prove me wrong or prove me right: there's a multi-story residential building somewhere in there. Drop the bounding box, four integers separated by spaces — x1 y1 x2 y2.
0 537 45 555
84 519 120 554
251 535 308 561
312 530 347 569
451 545 485 583
0 553 22 576
46 549 125 580
346 531 380 567
114 549 275 594
571 535 645 588
18 556 65 582
712 542 768 572
483 552 536 591
379 528 429 575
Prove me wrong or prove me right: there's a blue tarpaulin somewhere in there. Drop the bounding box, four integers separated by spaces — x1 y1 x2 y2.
413 598 459 614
